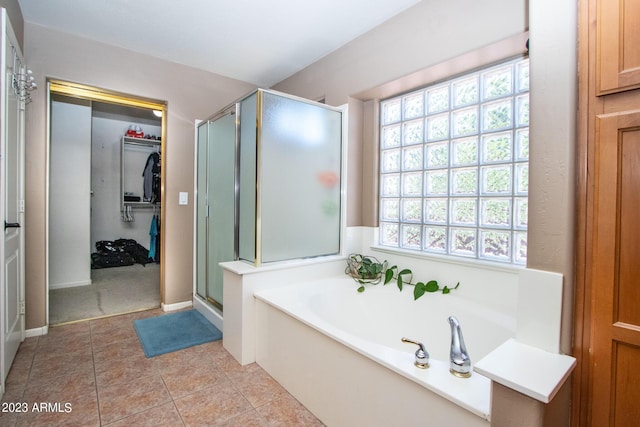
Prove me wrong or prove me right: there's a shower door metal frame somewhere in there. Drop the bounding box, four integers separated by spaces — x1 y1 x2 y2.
195 104 239 312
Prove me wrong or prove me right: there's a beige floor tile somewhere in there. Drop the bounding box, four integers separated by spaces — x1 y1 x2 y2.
91 315 137 334
90 313 137 335
4 358 32 391
35 332 92 357
232 368 287 408
153 344 217 374
46 321 92 338
4 312 324 427
128 308 164 320
0 409 18 427
91 325 139 353
29 349 94 384
14 337 38 360
256 393 324 427
95 352 157 388
98 374 171 425
173 383 253 426
161 363 229 400
1 384 25 402
92 336 145 365
102 402 184 427
214 409 268 427
23 370 96 403
216 357 263 383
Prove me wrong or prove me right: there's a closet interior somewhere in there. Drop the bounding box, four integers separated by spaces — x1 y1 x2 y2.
49 93 163 325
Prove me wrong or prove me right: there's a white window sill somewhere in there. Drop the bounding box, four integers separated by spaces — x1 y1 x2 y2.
369 244 525 274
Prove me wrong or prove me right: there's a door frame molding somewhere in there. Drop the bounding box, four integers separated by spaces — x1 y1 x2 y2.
45 79 167 322
572 0 595 424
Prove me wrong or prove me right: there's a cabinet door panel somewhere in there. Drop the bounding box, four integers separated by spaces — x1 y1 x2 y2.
591 110 640 426
597 0 640 94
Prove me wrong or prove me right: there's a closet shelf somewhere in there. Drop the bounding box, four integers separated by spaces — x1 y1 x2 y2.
123 201 161 207
122 136 161 146
121 136 161 212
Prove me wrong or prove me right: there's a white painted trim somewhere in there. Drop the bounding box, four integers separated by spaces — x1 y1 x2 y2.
49 279 92 290
161 300 192 312
193 295 223 331
25 325 49 338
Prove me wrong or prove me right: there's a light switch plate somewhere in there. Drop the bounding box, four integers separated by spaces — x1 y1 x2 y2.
179 192 188 205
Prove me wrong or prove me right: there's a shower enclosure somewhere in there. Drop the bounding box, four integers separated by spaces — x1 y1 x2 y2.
196 89 343 312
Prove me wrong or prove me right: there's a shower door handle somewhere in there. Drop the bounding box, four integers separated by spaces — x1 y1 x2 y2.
4 221 21 229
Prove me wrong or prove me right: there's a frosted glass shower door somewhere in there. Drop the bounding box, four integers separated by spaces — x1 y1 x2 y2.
206 112 237 309
259 91 342 263
195 110 236 311
238 90 343 265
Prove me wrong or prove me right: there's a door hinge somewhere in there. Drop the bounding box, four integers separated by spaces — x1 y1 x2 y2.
19 200 25 213
19 300 25 315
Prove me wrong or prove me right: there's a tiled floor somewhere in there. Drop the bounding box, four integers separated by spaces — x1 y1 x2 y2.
0 309 324 426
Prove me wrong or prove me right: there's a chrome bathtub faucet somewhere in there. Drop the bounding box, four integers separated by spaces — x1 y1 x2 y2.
448 316 471 378
401 337 430 369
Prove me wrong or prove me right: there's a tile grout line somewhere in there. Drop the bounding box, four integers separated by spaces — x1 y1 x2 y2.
159 373 187 427
89 321 103 427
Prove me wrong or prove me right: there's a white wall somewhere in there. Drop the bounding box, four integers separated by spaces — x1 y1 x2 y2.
49 98 91 289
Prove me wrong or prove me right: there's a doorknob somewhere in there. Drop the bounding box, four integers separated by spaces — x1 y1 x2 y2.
4 221 21 229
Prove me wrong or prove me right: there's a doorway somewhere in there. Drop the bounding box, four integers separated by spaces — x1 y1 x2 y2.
47 80 166 325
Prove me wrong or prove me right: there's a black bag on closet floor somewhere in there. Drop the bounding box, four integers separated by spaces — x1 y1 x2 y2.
91 239 152 269
91 251 135 269
114 238 153 266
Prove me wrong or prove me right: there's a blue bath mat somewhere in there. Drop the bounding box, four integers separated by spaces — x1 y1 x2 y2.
133 309 222 358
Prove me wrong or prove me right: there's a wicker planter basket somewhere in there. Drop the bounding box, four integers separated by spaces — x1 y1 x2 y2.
345 254 388 285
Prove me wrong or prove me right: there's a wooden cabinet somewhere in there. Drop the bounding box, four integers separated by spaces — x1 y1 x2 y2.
576 0 640 426
596 0 640 94
589 110 640 427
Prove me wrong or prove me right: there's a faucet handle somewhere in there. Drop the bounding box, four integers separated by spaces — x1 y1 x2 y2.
401 337 430 369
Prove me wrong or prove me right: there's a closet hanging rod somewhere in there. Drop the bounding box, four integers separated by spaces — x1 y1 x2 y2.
123 203 161 208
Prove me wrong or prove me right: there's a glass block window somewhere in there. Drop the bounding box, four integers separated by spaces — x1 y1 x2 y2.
379 57 529 264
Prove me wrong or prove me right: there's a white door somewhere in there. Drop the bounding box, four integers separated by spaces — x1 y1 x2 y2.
1 10 25 386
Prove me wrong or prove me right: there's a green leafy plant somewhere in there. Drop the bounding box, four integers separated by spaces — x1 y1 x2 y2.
346 254 459 300
345 254 388 292
384 265 459 300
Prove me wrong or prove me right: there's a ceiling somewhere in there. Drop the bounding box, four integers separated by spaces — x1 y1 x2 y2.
18 0 420 87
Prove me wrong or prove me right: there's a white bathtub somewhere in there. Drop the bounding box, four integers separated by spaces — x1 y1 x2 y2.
255 276 516 427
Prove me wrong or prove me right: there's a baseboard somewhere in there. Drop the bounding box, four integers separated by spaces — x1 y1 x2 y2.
49 279 92 290
25 325 49 338
161 300 192 312
193 295 223 331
